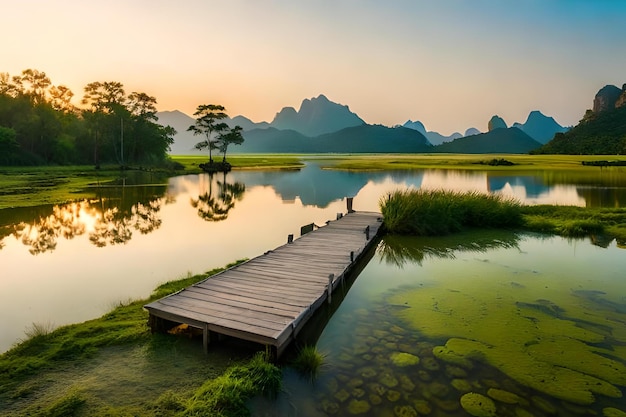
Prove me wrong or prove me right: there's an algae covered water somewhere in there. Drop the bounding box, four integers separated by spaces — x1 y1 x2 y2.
253 230 626 416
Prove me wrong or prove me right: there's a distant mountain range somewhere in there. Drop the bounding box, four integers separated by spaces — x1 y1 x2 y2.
533 83 626 155
157 94 568 155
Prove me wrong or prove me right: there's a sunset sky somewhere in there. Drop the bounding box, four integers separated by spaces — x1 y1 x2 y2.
4 0 626 134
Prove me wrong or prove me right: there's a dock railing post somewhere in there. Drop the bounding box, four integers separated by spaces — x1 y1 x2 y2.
327 274 334 304
365 225 370 240
288 234 293 244
347 197 354 213
350 251 354 263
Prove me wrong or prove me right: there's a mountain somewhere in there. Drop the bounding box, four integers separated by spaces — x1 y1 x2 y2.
533 84 626 155
464 128 481 137
511 111 568 144
488 115 507 131
237 124 432 153
433 127 542 154
156 110 200 154
228 115 270 131
402 120 461 145
270 94 365 136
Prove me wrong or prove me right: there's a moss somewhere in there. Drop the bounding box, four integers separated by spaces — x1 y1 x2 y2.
347 399 371 414
388 263 626 405
604 407 626 417
460 392 497 417
390 352 420 367
487 388 526 405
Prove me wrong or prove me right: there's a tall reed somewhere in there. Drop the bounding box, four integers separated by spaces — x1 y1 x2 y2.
380 189 523 235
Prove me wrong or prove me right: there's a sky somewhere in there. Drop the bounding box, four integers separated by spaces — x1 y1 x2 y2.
3 0 626 135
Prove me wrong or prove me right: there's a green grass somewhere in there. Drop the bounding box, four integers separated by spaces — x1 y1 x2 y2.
521 205 626 244
380 188 626 246
0 260 287 417
290 345 326 381
170 154 305 173
320 154 626 171
380 189 523 235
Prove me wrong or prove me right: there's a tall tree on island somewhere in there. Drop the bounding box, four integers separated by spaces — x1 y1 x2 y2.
188 104 228 163
218 125 244 163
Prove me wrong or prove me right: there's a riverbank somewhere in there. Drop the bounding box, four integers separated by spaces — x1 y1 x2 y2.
0 261 287 417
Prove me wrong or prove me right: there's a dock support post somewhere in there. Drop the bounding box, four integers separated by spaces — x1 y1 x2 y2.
347 197 354 213
365 225 370 240
288 234 293 244
327 274 334 304
203 324 209 354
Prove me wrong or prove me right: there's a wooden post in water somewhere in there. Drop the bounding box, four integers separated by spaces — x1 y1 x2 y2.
203 324 209 354
327 274 334 304
347 197 354 213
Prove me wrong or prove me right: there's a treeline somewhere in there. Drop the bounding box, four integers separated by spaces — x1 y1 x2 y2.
532 106 626 155
0 69 175 166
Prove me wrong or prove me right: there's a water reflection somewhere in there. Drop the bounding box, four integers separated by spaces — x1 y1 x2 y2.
379 230 521 268
191 172 245 222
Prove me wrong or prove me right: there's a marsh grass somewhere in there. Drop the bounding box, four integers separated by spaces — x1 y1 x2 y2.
521 205 626 242
291 345 326 381
182 352 281 417
380 189 523 235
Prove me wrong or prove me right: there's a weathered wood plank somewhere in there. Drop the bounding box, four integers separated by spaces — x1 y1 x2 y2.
145 211 382 354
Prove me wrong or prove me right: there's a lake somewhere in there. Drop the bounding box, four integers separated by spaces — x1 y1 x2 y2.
1 163 625 408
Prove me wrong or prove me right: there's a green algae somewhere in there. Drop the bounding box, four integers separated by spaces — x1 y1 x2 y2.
460 392 497 417
388 255 626 405
604 407 626 417
390 351 420 367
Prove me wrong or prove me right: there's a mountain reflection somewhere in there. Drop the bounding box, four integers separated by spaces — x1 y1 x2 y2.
11 197 166 255
379 230 521 268
191 172 245 222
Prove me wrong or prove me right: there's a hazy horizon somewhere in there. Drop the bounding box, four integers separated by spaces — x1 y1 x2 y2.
3 0 626 135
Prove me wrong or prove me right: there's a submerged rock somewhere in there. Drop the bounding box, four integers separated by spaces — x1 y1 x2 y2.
421 356 440 371
380 372 399 388
460 392 497 417
604 407 626 417
451 378 473 392
390 352 420 367
394 405 418 417
347 399 371 414
412 399 432 415
487 388 526 405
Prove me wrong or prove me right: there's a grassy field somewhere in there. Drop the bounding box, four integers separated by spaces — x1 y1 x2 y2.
317 153 626 171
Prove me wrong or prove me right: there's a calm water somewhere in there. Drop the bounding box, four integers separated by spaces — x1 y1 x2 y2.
1 163 625 356
253 231 626 416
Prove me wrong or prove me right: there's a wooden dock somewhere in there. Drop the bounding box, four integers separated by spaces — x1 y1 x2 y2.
144 211 383 356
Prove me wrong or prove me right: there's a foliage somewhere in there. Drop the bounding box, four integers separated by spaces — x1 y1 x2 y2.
0 68 176 166
181 352 281 417
533 106 626 155
39 389 86 417
380 189 523 235
188 104 229 163
291 345 326 381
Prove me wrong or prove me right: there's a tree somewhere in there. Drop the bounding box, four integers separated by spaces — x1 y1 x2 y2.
0 126 18 164
187 104 228 163
217 125 244 163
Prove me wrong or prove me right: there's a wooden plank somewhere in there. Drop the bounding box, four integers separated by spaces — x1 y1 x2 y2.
145 211 382 355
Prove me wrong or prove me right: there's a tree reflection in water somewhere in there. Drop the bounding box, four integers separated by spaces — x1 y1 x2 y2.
11 196 165 254
379 230 521 268
190 172 245 222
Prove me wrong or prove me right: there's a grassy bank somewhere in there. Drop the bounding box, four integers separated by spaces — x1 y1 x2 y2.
0 155 304 209
0 260 285 417
323 154 626 171
380 189 626 246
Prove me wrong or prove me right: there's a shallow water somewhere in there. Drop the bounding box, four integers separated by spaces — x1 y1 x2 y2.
253 231 626 416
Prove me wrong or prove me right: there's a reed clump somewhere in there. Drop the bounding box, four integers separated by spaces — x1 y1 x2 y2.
291 345 326 381
380 189 523 235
